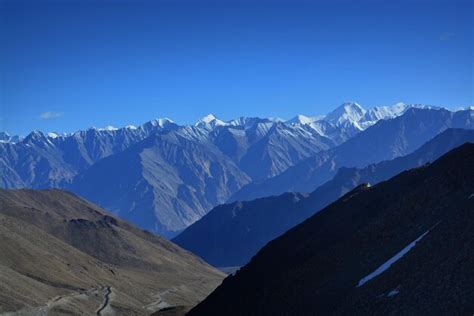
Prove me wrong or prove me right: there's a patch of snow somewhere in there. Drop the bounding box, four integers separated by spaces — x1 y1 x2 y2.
357 229 431 287
47 132 59 138
386 289 400 297
200 114 218 123
149 118 175 128
253 122 274 137
125 125 137 130
97 125 118 132
286 115 320 125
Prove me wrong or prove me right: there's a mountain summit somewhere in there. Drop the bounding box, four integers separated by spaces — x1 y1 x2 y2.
325 102 367 127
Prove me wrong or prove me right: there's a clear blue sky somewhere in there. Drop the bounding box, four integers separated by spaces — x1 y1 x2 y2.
1 0 472 135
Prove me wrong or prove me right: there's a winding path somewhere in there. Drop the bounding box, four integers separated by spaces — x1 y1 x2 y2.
96 286 112 316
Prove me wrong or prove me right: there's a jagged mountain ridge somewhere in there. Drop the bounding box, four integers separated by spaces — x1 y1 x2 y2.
231 107 473 202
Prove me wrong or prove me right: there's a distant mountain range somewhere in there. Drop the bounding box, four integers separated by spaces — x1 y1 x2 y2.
0 132 23 144
173 128 474 267
1 103 471 236
230 107 474 202
189 143 474 315
0 189 224 315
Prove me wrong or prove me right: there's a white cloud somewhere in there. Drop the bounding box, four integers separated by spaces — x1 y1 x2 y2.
39 111 63 120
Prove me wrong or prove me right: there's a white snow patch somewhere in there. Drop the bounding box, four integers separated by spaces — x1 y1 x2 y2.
357 229 430 287
97 125 118 131
149 118 175 128
125 125 137 130
386 289 400 297
47 132 59 138
286 115 321 125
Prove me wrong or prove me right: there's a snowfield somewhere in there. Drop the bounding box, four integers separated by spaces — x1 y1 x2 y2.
357 229 430 287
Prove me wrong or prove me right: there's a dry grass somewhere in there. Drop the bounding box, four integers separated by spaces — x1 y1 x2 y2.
0 189 225 315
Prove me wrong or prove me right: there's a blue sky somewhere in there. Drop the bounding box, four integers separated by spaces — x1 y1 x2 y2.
1 0 472 135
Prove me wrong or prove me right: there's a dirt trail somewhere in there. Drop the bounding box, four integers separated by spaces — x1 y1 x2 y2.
96 286 112 316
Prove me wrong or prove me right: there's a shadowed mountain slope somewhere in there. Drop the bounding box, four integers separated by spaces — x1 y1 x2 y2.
189 143 474 315
174 128 474 267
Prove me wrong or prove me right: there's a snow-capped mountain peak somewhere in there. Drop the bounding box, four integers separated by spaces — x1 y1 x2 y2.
286 115 321 125
47 132 60 139
325 102 367 126
196 114 228 129
200 114 218 123
148 118 175 128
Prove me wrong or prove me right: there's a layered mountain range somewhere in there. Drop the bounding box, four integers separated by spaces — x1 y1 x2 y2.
173 128 474 267
1 103 471 236
2 102 473 315
189 143 474 315
230 107 474 202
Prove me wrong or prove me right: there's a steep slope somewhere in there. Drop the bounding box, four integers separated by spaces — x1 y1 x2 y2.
231 108 473 202
174 129 474 267
173 192 311 267
189 143 474 315
206 118 337 180
70 130 251 238
235 123 336 180
0 189 225 315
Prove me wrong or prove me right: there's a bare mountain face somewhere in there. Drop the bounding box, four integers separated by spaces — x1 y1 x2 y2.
0 120 179 188
0 103 463 236
173 128 474 267
69 131 252 238
231 107 474 202
210 121 336 180
0 189 225 315
189 143 474 315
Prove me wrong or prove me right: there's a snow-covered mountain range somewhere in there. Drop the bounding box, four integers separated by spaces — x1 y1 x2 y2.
0 102 470 237
0 102 440 144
